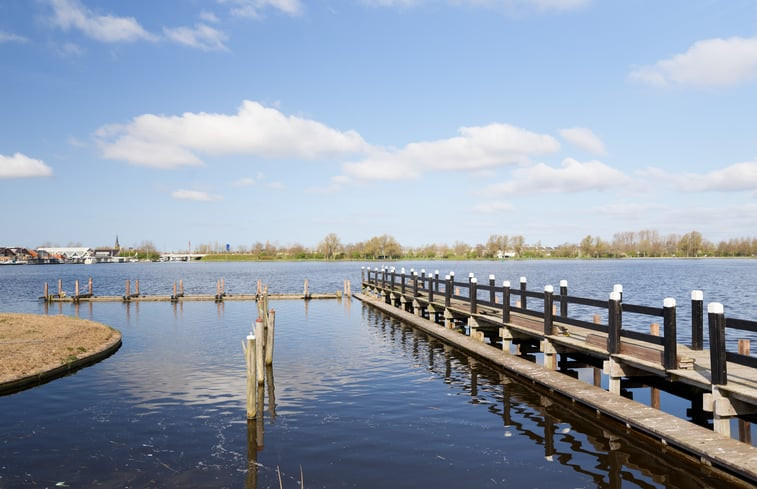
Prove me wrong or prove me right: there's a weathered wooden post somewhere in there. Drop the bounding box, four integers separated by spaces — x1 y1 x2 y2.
707 302 730 436
135 279 140 297
738 339 752 443
449 271 455 298
171 282 177 301
265 309 275 365
543 285 554 335
434 270 440 292
381 267 387 288
428 271 434 302
244 331 257 419
221 278 225 296
650 323 661 409
255 318 265 385
444 274 452 308
399 268 406 294
519 277 527 310
124 279 131 301
361 266 365 284
469 277 478 315
488 275 496 304
707 303 727 386
412 270 418 297
75 280 80 298
303 278 310 299
179 279 184 296
502 281 511 323
257 279 263 296
43 282 49 301
607 291 622 354
663 298 677 370
88 277 93 295
691 290 704 350
559 280 568 317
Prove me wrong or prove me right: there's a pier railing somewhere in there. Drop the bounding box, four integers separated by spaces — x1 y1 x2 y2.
363 267 757 387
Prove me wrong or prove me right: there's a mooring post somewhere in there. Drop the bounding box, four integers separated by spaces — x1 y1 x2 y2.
607 291 622 354
381 267 387 288
255 318 265 384
179 279 184 296
265 309 275 365
88 277 93 295
444 274 452 308
488 274 496 304
663 298 677 370
221 278 225 296
74 280 80 299
58 279 62 297
124 279 131 301
428 271 434 302
502 281 511 323
691 290 704 350
543 285 554 335
257 279 262 296
519 277 527 310
304 278 310 299
449 271 455 298
135 279 140 297
412 270 418 297
434 270 440 292
43 282 49 301
245 332 257 419
738 339 752 444
559 280 568 317
707 303 727 385
469 277 478 315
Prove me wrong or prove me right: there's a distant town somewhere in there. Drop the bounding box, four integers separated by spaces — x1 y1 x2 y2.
1 230 756 265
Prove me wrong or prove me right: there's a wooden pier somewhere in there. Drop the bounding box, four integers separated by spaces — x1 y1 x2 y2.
359 267 757 484
40 278 352 304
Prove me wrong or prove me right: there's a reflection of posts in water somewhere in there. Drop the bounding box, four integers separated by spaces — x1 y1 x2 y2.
470 359 478 399
266 366 276 421
245 418 259 489
257 383 265 448
217 300 224 318
500 374 512 427
444 344 452 382
540 396 555 461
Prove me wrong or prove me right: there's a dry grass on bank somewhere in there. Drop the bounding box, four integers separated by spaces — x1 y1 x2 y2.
0 313 120 384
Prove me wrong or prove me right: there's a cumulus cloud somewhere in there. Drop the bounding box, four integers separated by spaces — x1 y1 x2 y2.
559 127 605 155
171 189 223 202
676 161 757 192
630 36 757 87
221 0 303 18
0 31 28 43
343 123 559 181
163 23 228 51
0 153 53 179
486 157 631 195
96 100 370 168
48 0 157 42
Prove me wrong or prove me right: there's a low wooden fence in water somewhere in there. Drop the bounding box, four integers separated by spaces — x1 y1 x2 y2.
361 266 757 442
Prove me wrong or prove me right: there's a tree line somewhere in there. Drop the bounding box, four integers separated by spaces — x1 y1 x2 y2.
179 229 757 260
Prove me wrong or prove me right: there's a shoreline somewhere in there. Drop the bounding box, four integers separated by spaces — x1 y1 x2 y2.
0 313 122 395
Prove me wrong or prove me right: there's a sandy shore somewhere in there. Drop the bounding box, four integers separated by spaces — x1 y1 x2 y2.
0 313 122 389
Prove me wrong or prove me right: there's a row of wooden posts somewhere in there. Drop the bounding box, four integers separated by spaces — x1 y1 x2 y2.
244 285 276 419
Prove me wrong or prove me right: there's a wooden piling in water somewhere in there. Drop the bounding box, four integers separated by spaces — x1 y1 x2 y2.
255 318 264 385
265 309 275 365
244 333 257 419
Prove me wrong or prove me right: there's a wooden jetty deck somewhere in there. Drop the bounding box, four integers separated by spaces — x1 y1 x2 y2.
40 278 352 304
359 267 757 484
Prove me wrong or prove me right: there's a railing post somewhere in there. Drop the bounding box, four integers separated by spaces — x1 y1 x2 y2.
428 270 434 302
691 290 704 350
559 280 568 317
707 303 727 385
361 266 365 284
449 271 455 298
470 278 478 314
607 291 622 354
544 285 554 335
520 276 527 309
400 268 406 294
390 267 396 291
502 281 511 323
445 274 452 308
489 274 496 304
434 270 440 292
412 270 418 297
663 298 677 370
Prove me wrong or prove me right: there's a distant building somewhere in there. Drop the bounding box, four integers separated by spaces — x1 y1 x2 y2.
95 235 121 259
36 247 94 263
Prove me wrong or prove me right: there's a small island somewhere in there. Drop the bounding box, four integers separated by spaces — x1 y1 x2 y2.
0 313 122 393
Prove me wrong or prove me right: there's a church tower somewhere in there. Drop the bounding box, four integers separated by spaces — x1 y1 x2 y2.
114 235 120 251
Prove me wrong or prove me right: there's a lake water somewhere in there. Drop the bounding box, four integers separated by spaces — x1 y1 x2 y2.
0 259 755 488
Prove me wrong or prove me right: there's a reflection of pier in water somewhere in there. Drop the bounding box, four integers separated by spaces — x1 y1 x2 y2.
366 307 751 489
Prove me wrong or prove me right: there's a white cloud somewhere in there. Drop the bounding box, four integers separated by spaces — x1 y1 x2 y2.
171 189 223 202
559 127 605 155
48 0 157 42
0 31 28 43
200 11 221 23
630 36 757 87
343 123 559 181
472 201 514 213
486 157 631 195
0 153 53 179
96 100 370 168
163 24 228 51
232 177 257 187
220 0 303 18
676 161 757 192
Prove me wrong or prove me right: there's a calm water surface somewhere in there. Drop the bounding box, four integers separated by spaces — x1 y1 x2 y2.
0 260 755 488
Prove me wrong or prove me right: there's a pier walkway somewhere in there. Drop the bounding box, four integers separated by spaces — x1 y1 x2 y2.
359 267 757 483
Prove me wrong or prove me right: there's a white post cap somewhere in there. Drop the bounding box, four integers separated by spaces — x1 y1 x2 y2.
503 280 511 287
520 276 527 283
708 302 724 314
471 277 478 283
450 271 455 276
691 290 703 301
544 285 554 293
560 280 568 287
663 298 676 308
247 334 255 340
445 275 450 280
489 274 496 280
469 272 475 278
613 284 623 293
421 269 425 274
401 267 406 273
434 270 439 275
610 291 621 301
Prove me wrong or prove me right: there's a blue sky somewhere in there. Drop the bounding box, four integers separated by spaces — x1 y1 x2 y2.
1 0 756 251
